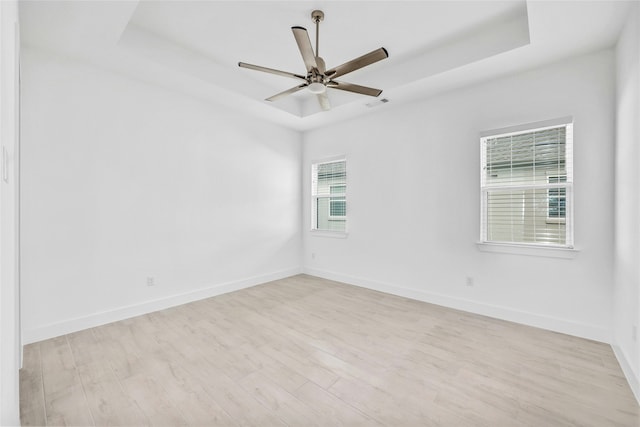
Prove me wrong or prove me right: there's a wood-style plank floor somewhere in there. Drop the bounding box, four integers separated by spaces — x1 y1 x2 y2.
20 274 639 426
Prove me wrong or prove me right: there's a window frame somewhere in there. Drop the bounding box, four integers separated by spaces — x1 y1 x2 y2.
311 157 347 234
479 117 574 250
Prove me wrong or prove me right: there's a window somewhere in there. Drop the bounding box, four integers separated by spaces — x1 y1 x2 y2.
312 159 346 232
480 119 573 248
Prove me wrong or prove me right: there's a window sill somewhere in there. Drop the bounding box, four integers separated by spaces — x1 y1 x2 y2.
310 230 348 239
476 242 579 259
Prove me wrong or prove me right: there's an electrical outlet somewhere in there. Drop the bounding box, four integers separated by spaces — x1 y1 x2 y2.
311 252 316 260
466 276 474 287
146 277 155 287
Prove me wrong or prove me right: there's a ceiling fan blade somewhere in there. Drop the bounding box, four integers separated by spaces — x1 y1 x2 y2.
266 83 308 102
317 91 331 111
238 62 307 81
292 26 318 72
327 80 382 97
325 47 388 79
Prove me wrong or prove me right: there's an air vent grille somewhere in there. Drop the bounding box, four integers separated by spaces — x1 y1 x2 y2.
365 98 389 108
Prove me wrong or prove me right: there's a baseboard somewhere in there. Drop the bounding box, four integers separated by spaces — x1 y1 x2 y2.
612 344 640 405
22 267 302 344
303 267 610 343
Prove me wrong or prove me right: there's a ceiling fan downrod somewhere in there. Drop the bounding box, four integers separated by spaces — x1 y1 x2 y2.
311 10 324 58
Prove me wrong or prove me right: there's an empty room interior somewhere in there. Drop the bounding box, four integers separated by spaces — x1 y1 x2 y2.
1 0 640 425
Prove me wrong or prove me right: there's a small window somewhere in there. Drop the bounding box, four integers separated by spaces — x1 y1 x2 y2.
480 119 573 248
312 159 346 232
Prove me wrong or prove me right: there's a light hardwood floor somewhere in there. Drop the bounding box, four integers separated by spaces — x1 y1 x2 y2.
20 274 639 426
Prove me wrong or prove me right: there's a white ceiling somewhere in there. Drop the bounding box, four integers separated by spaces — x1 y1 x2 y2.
19 0 633 131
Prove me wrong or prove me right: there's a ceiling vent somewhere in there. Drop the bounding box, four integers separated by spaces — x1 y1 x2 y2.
365 98 389 108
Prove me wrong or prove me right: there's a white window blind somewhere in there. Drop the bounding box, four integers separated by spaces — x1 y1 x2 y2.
480 120 573 247
312 159 346 232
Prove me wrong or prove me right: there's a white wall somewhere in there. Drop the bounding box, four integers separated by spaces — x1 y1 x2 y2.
613 2 640 401
20 48 302 343
0 1 21 424
303 49 615 343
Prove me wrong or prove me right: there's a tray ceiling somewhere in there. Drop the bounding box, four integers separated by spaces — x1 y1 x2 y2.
19 1 633 131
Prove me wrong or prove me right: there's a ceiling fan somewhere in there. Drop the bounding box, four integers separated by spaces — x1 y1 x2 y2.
238 10 389 111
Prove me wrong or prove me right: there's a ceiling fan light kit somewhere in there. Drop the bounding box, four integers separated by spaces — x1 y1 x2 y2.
307 82 326 94
239 10 389 111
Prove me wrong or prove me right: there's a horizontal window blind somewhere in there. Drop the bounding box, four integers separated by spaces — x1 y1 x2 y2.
481 122 573 247
312 159 346 232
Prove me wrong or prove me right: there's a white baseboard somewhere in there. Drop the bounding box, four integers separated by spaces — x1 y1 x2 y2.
22 267 302 344
612 344 640 405
303 267 610 343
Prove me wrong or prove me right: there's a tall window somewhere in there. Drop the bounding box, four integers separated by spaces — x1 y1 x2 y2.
312 159 346 232
480 119 573 247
